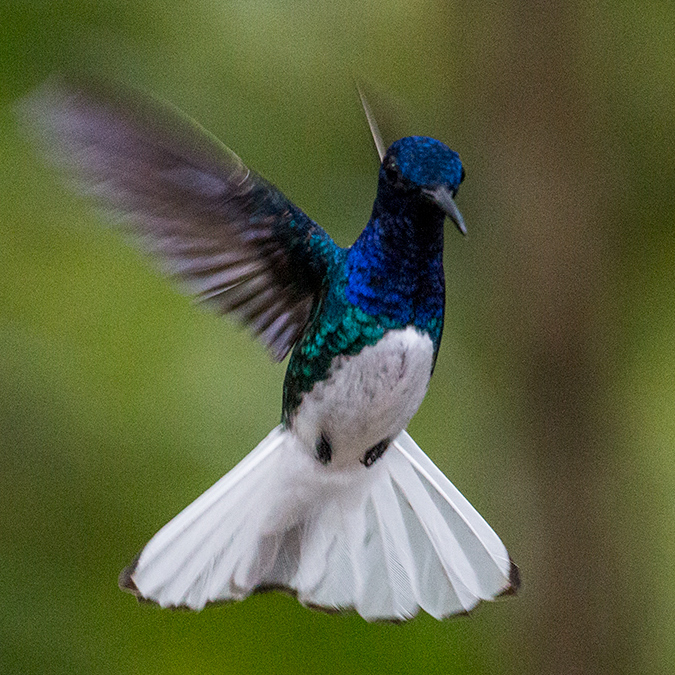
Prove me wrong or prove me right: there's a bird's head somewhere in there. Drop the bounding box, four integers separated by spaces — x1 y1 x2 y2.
379 136 467 235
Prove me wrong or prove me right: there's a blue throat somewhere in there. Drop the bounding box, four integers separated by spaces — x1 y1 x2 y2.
282 172 448 423
345 176 446 348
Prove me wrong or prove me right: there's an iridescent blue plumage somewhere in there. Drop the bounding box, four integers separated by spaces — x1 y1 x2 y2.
346 137 464 343
282 135 465 420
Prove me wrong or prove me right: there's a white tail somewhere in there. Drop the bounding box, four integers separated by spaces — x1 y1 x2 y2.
120 427 518 621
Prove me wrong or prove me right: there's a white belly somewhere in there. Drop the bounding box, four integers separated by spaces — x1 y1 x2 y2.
292 327 434 468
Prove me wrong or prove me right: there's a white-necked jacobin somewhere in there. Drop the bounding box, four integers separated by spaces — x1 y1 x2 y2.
22 77 519 621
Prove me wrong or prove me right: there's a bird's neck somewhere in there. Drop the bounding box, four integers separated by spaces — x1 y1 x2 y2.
345 187 445 338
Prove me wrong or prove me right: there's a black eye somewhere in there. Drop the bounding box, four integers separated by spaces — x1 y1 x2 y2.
383 157 398 183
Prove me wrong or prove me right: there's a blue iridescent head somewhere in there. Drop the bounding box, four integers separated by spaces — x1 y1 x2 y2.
380 136 467 235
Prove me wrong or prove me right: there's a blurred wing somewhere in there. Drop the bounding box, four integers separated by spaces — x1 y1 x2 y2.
21 77 338 361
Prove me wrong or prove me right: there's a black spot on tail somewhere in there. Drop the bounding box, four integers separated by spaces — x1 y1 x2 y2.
361 439 390 467
317 433 332 464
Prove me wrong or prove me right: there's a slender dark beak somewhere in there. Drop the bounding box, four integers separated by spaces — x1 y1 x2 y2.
423 186 467 236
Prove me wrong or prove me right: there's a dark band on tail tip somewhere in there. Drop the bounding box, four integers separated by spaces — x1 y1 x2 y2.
118 553 141 595
498 557 521 597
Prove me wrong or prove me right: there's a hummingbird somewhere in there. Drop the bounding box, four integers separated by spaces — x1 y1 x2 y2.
22 77 519 621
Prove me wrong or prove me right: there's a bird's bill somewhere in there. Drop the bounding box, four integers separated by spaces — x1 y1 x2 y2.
424 186 467 236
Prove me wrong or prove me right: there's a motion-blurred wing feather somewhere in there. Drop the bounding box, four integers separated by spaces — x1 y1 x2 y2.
22 76 337 360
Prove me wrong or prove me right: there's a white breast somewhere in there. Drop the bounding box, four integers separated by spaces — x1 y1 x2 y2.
292 327 435 468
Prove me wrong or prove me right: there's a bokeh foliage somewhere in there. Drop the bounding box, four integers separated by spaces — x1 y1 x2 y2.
2 1 675 674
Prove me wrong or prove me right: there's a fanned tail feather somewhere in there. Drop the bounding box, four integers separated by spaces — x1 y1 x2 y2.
121 427 518 621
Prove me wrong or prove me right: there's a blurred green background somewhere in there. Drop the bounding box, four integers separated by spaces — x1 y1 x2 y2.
2 1 674 674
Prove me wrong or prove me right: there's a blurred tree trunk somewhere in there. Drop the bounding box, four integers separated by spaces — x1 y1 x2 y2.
474 3 632 674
